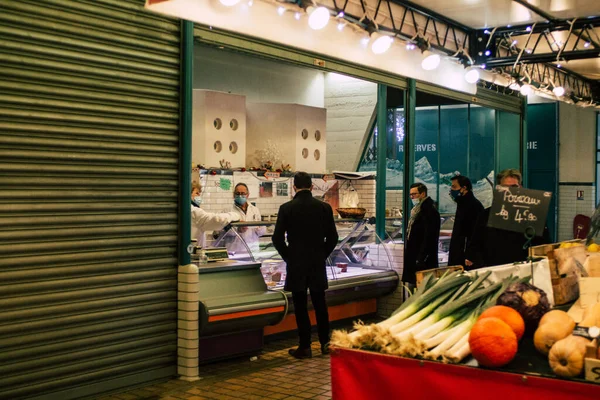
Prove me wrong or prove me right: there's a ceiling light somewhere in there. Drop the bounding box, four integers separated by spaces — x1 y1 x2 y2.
509 82 521 90
360 37 370 47
307 6 330 30
277 6 285 16
484 50 491 56
584 41 591 48
294 12 301 20
421 51 441 71
553 86 565 97
248 0 253 6
337 11 344 18
464 68 480 83
370 32 393 54
219 0 241 6
337 22 345 31
520 84 532 96
406 43 416 50
526 26 532 32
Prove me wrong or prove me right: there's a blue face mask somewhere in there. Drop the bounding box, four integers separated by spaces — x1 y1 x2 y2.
234 195 247 206
449 189 461 201
193 196 202 205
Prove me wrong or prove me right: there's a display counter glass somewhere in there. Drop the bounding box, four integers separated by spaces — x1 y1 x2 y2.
213 218 398 290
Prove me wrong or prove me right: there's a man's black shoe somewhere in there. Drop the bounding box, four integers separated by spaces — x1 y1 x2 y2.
288 347 312 359
321 344 330 355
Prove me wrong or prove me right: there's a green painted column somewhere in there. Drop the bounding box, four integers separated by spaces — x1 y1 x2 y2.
402 80 416 241
521 96 528 187
376 84 387 241
179 20 194 265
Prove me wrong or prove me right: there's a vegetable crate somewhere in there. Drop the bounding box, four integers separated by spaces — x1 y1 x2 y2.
416 266 463 287
528 240 585 305
585 339 600 384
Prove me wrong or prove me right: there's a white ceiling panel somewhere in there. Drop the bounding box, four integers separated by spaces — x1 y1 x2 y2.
526 0 600 20
410 0 546 28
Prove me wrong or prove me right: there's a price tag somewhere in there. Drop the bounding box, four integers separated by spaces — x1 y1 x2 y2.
487 186 552 236
572 325 600 340
264 171 280 179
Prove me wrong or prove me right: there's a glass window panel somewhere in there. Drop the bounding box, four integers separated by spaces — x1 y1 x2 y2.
439 105 468 214
415 107 439 204
469 105 496 208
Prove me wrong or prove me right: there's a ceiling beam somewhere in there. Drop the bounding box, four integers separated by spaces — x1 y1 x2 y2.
511 0 557 23
485 49 600 67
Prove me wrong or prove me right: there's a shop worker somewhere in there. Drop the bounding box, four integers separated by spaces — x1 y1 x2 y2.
447 175 484 268
403 183 440 285
191 181 240 248
272 172 339 359
466 169 550 268
224 182 266 254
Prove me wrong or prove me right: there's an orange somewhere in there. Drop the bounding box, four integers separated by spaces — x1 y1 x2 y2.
479 305 525 341
469 317 518 368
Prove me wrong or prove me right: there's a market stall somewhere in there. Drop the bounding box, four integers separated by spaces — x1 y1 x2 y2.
330 242 600 398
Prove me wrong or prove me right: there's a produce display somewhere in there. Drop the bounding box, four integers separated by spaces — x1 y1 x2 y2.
332 257 600 384
331 270 524 363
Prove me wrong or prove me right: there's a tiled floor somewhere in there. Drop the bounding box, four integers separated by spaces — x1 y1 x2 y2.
96 335 333 400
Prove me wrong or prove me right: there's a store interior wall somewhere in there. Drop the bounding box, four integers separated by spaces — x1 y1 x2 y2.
557 103 597 240
193 44 375 173
324 73 377 172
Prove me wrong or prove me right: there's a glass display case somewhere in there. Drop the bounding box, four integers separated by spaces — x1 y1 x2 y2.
213 219 397 290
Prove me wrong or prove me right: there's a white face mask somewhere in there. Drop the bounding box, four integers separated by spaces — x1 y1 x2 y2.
411 198 420 206
193 196 202 205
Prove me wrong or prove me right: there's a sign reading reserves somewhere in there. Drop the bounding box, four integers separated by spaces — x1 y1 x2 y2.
488 186 552 236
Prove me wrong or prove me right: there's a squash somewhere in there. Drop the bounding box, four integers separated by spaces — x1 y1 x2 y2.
533 310 575 355
469 317 518 368
548 335 589 377
534 322 574 356
538 309 575 329
580 302 600 327
479 305 526 341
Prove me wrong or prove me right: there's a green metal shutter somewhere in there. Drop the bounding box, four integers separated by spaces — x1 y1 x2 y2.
0 1 180 399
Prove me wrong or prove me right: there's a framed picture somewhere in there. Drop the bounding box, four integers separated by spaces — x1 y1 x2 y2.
259 182 273 198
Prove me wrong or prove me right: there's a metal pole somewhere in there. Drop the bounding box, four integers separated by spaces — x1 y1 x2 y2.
402 79 416 241
179 20 194 265
376 84 388 241
521 96 528 187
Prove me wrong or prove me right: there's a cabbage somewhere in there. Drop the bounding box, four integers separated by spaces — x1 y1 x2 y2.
496 282 551 335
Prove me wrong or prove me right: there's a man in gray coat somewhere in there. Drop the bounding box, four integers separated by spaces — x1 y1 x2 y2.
272 172 339 359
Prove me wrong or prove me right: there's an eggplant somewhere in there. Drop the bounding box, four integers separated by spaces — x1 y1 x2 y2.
497 282 551 335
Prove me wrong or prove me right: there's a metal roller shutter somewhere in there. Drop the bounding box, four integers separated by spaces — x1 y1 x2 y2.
0 0 180 399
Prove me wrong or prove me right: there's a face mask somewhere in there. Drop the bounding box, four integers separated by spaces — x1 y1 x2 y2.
234 195 247 206
449 189 461 201
411 198 420 206
193 196 202 205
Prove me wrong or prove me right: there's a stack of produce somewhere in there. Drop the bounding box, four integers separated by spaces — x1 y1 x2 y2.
331 270 526 363
535 303 600 377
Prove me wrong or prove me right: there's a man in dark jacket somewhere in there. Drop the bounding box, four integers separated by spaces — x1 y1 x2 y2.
403 183 440 285
272 172 339 359
466 169 550 268
448 175 484 267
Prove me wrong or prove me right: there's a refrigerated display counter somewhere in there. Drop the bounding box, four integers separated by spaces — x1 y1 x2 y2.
213 218 399 334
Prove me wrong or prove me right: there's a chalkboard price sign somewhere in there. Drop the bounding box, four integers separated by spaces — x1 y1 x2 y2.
487 186 552 236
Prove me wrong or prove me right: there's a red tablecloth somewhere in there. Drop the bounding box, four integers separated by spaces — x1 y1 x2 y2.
330 347 599 400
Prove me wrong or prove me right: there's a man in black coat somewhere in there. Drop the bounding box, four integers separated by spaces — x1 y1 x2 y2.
403 183 440 285
466 169 550 268
448 175 484 267
272 172 339 359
